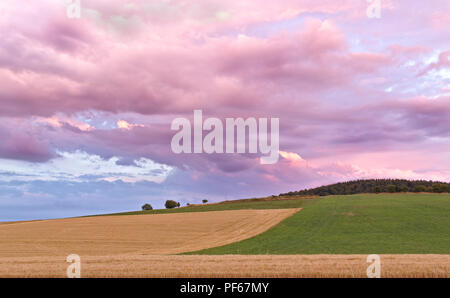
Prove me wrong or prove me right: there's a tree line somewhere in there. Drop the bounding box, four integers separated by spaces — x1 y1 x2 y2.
279 179 450 197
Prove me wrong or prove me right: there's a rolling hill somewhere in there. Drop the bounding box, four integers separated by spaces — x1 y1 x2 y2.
188 193 450 255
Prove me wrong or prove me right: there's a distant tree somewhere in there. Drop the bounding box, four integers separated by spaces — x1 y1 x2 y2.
202 199 208 204
414 185 427 193
186 203 190 206
387 185 397 193
374 186 381 193
318 190 329 196
165 200 179 209
432 183 449 193
177 202 181 207
141 203 153 211
398 184 408 192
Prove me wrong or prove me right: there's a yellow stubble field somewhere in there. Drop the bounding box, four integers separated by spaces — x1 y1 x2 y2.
0 208 448 278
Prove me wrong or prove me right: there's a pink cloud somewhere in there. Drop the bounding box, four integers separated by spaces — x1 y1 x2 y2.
0 119 55 162
0 0 449 215
420 50 450 75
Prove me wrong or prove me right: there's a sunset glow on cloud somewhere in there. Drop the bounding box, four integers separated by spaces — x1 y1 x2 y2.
0 0 449 220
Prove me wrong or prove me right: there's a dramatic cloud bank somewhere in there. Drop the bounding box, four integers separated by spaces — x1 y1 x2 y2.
0 0 449 220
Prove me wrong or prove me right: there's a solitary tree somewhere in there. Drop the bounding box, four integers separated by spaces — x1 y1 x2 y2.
165 200 179 209
202 199 208 204
141 203 153 211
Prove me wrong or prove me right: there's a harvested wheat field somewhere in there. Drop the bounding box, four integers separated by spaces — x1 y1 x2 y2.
0 200 448 278
0 208 300 258
0 254 448 278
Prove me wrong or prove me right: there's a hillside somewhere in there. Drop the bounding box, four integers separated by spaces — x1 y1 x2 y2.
0 209 299 258
87 196 316 217
1 193 449 277
188 193 450 255
279 179 450 196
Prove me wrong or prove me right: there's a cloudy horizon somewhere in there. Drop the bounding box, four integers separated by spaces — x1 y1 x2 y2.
0 0 449 221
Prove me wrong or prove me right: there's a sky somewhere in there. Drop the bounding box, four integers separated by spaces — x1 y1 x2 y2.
0 0 449 221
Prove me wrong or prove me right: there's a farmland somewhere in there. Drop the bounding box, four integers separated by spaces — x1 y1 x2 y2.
0 193 448 277
190 193 450 254
0 209 299 257
0 254 447 278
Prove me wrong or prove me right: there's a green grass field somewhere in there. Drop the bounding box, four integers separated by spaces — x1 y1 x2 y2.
185 193 450 255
